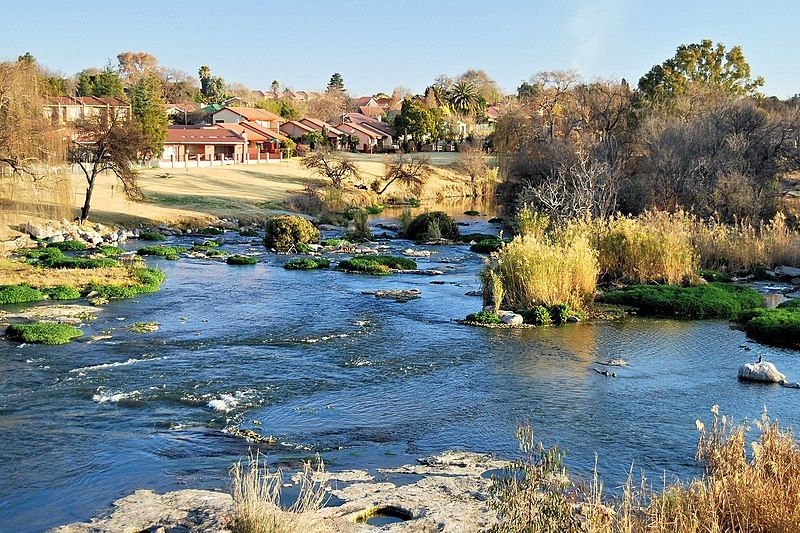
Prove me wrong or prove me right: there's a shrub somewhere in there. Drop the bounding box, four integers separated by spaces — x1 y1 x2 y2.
520 306 552 326
549 304 571 325
348 210 372 242
699 268 732 283
139 230 166 241
321 238 349 247
6 322 83 345
777 298 800 310
97 245 123 257
137 245 183 260
263 215 319 251
227 255 257 265
461 233 498 243
742 309 800 347
239 227 259 237
464 210 481 216
470 239 502 254
405 211 460 242
484 234 598 311
284 257 329 270
337 255 416 275
0 285 45 305
465 310 502 324
398 208 414 236
43 285 81 300
595 211 698 284
600 283 764 319
365 204 384 215
47 240 87 251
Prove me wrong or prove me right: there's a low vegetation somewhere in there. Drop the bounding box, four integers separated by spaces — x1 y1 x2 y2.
337 255 416 275
264 215 319 251
600 283 763 319
230 451 327 533
491 407 800 533
239 227 260 237
30 248 119 269
464 310 502 325
138 230 166 241
5 322 83 345
284 257 329 270
42 285 81 300
137 245 184 260
87 267 166 300
738 299 800 347
405 211 460 242
47 240 88 251
227 255 257 265
0 284 45 305
97 245 124 257
470 239 503 254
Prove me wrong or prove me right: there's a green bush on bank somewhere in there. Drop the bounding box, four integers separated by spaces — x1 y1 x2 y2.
0 285 45 305
239 227 259 237
464 210 481 216
263 215 319 251
284 257 329 270
405 212 460 242
227 255 257 265
139 230 166 241
600 283 764 319
465 310 502 324
6 322 83 345
337 255 416 275
742 309 800 347
37 252 119 270
137 245 184 260
470 239 503 254
47 240 87 251
43 285 81 300
97 245 124 257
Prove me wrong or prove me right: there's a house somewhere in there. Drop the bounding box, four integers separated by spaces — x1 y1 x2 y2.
339 112 394 150
43 96 131 126
351 96 385 119
335 121 382 152
211 106 283 130
160 125 246 166
280 120 316 139
375 96 402 114
165 102 204 124
217 122 287 161
299 118 345 149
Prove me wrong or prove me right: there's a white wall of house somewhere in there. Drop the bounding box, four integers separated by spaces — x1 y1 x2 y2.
212 109 246 124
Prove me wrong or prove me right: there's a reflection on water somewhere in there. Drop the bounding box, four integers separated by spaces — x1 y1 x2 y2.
0 211 798 532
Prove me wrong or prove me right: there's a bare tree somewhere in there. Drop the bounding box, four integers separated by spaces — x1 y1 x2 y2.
529 70 581 140
453 144 490 197
69 112 145 221
378 154 431 195
302 149 358 188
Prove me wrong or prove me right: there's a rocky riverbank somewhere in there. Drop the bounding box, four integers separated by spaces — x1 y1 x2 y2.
52 451 506 532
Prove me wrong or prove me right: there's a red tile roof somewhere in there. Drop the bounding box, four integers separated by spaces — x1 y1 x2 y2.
336 121 382 139
214 123 270 143
340 112 393 137
216 106 282 122
166 125 244 145
281 120 316 134
299 117 345 137
45 96 129 107
239 121 290 142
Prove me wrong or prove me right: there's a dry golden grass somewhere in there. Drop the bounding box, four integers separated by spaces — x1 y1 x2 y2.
0 258 138 288
230 451 329 533
492 407 800 533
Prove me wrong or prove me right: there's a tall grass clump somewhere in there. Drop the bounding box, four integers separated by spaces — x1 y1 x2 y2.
230 451 327 533
484 232 598 311
595 210 698 285
491 407 800 533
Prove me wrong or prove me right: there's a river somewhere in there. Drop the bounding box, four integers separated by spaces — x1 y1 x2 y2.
1 206 798 531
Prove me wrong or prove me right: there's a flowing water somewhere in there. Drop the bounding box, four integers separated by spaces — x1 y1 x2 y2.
1 206 799 532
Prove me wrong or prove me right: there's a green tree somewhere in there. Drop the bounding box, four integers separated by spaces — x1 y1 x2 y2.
448 81 480 115
394 99 434 150
198 65 227 103
271 80 280 93
327 72 345 93
76 67 124 97
130 73 168 158
638 39 764 103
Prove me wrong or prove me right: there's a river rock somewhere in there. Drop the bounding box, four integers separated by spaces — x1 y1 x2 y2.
500 313 523 325
363 289 421 302
775 265 800 279
403 248 433 257
738 361 786 384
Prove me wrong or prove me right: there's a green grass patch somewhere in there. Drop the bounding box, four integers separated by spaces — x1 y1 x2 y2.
470 239 502 254
47 240 87 251
87 267 165 300
465 310 501 324
365 204 384 215
284 257 329 270
43 285 81 300
321 238 350 247
699 269 732 283
37 252 119 269
139 230 166 241
742 309 800 347
137 245 184 260
130 321 159 333
97 245 124 256
337 255 416 275
599 283 764 320
464 210 481 216
226 255 257 265
6 322 83 345
239 228 260 237
0 285 45 305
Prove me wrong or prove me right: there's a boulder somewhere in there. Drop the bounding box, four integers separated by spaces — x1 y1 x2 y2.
775 265 800 278
501 313 524 325
738 361 786 384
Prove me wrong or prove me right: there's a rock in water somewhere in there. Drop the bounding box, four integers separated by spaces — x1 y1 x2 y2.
738 361 786 384
500 313 523 326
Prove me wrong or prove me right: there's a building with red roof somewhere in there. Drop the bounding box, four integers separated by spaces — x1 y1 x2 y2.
44 96 131 126
211 106 283 130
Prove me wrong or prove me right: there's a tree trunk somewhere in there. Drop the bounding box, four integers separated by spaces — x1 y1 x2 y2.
378 177 397 195
80 172 97 222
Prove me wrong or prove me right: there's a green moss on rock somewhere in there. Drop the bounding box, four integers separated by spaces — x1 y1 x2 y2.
6 322 83 345
0 285 45 305
284 257 329 270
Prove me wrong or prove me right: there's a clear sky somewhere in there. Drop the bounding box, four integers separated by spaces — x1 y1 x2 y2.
3 0 798 97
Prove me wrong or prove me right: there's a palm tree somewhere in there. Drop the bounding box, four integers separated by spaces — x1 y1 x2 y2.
447 81 478 114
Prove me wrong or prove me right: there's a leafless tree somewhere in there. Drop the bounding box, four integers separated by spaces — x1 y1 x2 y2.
69 111 145 221
302 149 358 188
378 154 431 195
453 144 490 197
529 70 581 140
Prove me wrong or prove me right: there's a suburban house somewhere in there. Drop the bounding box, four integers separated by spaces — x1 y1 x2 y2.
161 125 245 166
335 121 382 152
375 96 402 114
279 120 316 139
211 106 283 130
216 122 287 161
351 96 385 119
165 102 203 124
43 96 131 126
339 112 394 150
299 118 345 148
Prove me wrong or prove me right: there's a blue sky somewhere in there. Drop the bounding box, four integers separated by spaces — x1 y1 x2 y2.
4 0 798 97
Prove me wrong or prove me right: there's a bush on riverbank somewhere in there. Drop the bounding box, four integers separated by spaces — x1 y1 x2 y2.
32 248 119 269
139 230 166 241
464 310 502 325
491 407 800 533
737 300 800 347
97 245 124 257
337 255 416 275
483 233 598 311
600 283 763 319
47 240 87 251
137 245 184 260
43 285 81 300
470 239 503 254
227 255 257 265
0 284 45 305
263 215 319 251
284 257 329 270
5 322 83 345
405 211 460 242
